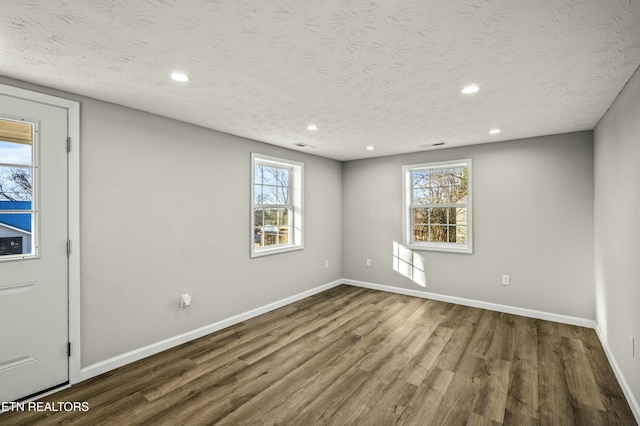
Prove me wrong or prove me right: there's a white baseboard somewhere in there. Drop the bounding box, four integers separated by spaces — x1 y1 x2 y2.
78 277 638 424
594 324 640 424
343 279 596 328
79 279 343 381
80 277 593 381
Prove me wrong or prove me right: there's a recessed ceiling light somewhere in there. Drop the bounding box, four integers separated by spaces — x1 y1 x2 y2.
366 146 375 151
489 128 501 135
462 85 480 94
306 124 318 131
170 72 190 82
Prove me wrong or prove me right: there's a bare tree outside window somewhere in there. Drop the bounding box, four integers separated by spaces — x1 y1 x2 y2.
412 167 468 243
0 168 32 201
254 164 292 247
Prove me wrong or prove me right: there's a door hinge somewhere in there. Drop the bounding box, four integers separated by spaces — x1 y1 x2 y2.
66 137 71 153
66 240 71 256
67 342 71 357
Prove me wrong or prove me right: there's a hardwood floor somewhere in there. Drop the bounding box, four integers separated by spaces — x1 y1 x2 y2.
1 285 636 425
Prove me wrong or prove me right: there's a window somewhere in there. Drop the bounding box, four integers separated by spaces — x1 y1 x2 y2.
251 153 303 257
0 118 36 259
402 159 472 253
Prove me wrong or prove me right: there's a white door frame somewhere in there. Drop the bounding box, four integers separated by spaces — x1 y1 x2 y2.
0 83 81 385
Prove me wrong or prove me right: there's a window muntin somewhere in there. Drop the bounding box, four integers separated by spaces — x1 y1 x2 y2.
251 153 303 257
0 118 36 260
403 159 472 253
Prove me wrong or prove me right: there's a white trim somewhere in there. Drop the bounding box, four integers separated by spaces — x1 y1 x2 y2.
79 279 343 381
594 324 640 424
342 278 595 328
0 84 82 385
67 98 81 385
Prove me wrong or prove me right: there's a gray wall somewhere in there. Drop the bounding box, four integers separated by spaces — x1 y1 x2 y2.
594 66 640 403
343 132 595 319
0 77 343 367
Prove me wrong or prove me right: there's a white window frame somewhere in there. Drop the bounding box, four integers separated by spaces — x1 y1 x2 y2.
402 159 473 254
251 153 303 258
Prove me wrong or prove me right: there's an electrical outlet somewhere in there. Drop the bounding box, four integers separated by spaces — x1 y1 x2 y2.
630 335 635 357
180 294 191 308
502 274 510 286
366 259 372 267
324 260 329 269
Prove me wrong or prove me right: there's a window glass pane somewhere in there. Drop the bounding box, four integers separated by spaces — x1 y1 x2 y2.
277 225 290 245
428 187 442 204
445 187 456 203
254 209 264 227
413 224 428 242
413 188 429 204
0 166 32 202
413 168 468 206
454 207 467 225
277 168 290 187
0 141 32 166
276 186 289 204
429 225 447 242
262 166 278 185
412 170 429 188
448 226 455 242
255 164 291 206
254 185 263 205
256 164 284 186
413 208 428 225
0 236 25 255
259 208 287 226
430 169 444 186
446 208 456 225
254 207 290 247
453 186 468 204
262 185 278 204
260 226 279 247
429 208 447 225
0 212 32 256
453 225 467 243
254 164 264 184
439 186 453 204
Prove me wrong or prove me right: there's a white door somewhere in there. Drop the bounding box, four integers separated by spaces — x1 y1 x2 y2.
0 94 69 401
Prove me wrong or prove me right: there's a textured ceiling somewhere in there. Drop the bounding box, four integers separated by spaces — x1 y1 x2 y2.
1 0 640 160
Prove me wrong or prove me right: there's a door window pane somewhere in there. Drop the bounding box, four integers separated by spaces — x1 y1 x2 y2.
0 141 31 166
0 119 35 258
0 167 32 202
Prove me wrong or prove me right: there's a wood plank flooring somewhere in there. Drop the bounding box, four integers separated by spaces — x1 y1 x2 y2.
1 285 636 425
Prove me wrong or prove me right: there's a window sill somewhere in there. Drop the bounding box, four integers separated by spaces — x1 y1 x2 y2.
405 241 472 254
251 244 304 258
